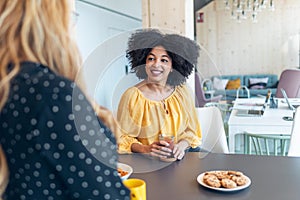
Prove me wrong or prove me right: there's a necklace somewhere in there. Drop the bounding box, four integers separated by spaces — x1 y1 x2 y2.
160 86 175 115
140 81 172 114
161 99 169 115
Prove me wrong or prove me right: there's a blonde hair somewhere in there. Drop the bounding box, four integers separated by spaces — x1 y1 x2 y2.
93 104 122 141
0 0 82 110
0 146 8 199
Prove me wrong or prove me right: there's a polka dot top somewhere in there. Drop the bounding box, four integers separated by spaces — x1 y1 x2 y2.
0 62 130 200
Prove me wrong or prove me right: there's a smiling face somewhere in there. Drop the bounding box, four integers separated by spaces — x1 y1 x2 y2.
145 46 172 85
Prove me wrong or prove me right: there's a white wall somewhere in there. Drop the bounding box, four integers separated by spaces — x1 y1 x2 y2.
75 0 142 59
75 0 142 111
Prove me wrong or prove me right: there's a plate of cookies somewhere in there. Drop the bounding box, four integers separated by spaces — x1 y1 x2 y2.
197 170 251 192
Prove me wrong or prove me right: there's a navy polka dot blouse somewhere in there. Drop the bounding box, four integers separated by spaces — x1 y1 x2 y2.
0 62 130 200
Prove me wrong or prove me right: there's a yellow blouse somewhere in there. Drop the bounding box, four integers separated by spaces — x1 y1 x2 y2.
117 84 202 153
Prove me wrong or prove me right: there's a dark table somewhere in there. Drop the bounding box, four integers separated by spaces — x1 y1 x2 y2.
119 152 300 200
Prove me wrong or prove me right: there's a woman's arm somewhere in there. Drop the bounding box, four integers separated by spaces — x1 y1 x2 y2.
131 143 151 153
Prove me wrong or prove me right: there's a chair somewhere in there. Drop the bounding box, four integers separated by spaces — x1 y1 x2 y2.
244 107 300 156
196 106 229 153
243 133 290 156
236 86 250 98
204 102 233 121
288 107 300 157
195 73 223 107
275 68 300 98
204 102 233 140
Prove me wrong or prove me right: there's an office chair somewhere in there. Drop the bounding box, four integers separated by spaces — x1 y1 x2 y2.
275 68 300 98
195 73 223 107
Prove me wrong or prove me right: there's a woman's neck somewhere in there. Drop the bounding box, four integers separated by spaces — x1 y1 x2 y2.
137 80 174 101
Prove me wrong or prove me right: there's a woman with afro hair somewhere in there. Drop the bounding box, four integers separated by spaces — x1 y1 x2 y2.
117 29 202 161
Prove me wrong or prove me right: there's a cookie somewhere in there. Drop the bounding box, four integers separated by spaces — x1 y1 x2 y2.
228 170 243 176
221 178 237 189
203 174 221 188
232 175 247 186
204 171 218 175
215 171 231 179
203 174 216 181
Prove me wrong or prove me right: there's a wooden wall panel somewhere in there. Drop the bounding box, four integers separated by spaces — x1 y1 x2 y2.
142 0 193 36
196 0 300 79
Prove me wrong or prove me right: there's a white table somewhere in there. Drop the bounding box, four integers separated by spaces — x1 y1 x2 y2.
227 98 294 153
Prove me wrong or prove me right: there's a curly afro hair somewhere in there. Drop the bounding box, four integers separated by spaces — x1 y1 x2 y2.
126 29 200 86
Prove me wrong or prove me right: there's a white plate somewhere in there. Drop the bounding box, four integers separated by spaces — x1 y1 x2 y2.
117 163 133 181
197 171 251 192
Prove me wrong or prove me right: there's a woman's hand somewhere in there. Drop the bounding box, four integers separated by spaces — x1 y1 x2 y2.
131 140 189 160
149 141 173 158
131 142 172 159
173 140 189 160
